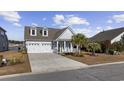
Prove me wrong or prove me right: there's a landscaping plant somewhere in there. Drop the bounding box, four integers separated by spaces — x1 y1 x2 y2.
71 33 88 55
87 42 101 56
0 55 3 66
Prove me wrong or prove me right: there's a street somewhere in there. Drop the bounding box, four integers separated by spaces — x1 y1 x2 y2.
1 62 124 81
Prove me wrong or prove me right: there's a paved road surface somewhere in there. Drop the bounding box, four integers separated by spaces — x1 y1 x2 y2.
1 62 124 81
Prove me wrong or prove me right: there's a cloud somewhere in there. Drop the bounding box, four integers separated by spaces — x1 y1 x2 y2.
66 16 89 25
13 23 22 27
53 15 65 25
59 25 67 28
106 26 113 30
96 26 103 33
31 23 38 26
53 15 65 24
53 14 89 26
73 28 92 37
73 27 105 38
96 26 102 30
107 20 113 23
0 11 21 27
42 17 46 21
74 28 91 34
113 14 124 23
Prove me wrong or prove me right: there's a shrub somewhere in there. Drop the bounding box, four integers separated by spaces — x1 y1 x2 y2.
8 57 23 65
108 49 114 55
0 55 3 66
111 41 124 52
8 59 15 65
63 52 74 55
18 46 27 54
0 55 3 62
87 42 101 56
73 52 84 57
21 50 27 54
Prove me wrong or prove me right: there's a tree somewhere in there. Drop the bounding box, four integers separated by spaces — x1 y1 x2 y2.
120 34 124 44
87 42 101 56
111 35 124 52
71 34 87 54
111 41 124 52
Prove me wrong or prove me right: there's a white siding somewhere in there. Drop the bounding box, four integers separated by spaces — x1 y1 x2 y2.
57 28 74 40
111 32 124 44
26 41 53 53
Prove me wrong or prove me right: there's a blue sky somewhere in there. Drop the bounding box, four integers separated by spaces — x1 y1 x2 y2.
0 11 124 41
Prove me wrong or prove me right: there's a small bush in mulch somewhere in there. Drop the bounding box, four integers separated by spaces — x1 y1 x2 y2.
18 46 27 54
7 57 24 65
64 52 74 55
0 55 3 62
61 52 74 56
72 52 84 57
89 53 98 56
108 49 115 55
21 50 27 54
62 52 85 57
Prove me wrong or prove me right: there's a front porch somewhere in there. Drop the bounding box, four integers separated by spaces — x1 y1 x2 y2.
52 40 73 53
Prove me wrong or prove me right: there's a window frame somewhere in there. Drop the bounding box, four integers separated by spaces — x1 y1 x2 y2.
30 27 37 36
42 28 48 37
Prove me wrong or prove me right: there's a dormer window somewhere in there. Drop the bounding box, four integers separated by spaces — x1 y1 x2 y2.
43 27 48 37
44 30 47 35
30 27 37 36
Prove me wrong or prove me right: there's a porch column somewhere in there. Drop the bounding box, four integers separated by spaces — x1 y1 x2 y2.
56 41 58 53
71 42 73 52
64 41 66 52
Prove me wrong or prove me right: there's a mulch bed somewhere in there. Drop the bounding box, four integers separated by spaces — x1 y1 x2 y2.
0 51 31 76
65 53 124 65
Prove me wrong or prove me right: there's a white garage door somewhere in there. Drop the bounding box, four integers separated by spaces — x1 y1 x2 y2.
26 41 53 53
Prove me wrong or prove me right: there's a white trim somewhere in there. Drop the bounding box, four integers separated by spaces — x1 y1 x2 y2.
64 41 66 52
42 28 48 37
30 27 37 36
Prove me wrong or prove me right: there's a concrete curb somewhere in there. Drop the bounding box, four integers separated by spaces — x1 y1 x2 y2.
0 65 87 79
88 61 124 68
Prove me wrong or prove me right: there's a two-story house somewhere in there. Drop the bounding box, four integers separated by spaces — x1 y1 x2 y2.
24 26 75 53
0 27 8 51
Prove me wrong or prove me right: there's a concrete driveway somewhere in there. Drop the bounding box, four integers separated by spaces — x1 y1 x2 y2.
28 53 87 73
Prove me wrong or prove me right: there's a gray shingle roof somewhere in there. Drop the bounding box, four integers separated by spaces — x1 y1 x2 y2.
24 26 68 42
90 27 124 42
0 27 6 32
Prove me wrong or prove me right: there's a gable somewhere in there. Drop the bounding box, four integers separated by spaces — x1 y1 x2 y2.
56 28 74 40
111 32 124 44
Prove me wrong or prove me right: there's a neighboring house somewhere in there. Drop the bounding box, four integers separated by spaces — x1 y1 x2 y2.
0 27 8 51
24 26 74 53
90 27 124 45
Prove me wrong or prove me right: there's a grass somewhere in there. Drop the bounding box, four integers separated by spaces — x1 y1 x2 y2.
64 52 124 65
0 51 31 76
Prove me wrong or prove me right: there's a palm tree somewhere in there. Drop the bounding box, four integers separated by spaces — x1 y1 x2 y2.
71 33 87 54
87 42 101 56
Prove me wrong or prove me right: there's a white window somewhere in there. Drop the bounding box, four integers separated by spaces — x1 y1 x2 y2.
42 28 48 37
30 27 37 36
